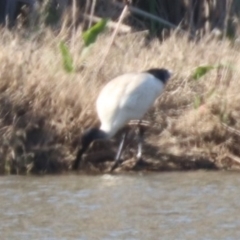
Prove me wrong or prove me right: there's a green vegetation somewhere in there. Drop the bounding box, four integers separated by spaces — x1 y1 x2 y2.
82 19 108 47
59 41 75 73
192 65 216 80
59 19 108 73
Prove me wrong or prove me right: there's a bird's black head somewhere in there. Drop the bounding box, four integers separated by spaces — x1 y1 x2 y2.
144 68 172 84
81 127 107 149
72 128 107 170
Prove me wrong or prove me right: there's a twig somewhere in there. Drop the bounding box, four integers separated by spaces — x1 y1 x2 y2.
96 2 129 72
188 0 196 37
83 14 131 33
71 0 77 49
82 0 91 28
225 153 240 164
114 0 195 37
113 1 180 30
88 0 97 29
223 0 233 38
221 122 240 137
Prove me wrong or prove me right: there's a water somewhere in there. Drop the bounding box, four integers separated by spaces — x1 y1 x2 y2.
1 171 240 240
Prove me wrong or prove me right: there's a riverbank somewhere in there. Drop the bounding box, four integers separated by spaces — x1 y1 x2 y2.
1 27 240 174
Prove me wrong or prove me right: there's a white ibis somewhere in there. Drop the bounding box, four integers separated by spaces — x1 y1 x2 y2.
72 68 172 171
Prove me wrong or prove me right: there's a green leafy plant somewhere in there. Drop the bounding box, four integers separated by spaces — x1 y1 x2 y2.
59 19 108 73
59 41 74 73
192 63 235 110
82 18 108 47
193 95 202 109
192 65 215 80
192 63 235 81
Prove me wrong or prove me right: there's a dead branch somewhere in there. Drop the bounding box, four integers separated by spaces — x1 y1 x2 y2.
96 2 129 72
83 14 131 33
221 122 240 137
113 1 181 30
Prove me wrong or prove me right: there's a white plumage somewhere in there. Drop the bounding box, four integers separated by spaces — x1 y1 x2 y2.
72 68 172 171
97 72 165 137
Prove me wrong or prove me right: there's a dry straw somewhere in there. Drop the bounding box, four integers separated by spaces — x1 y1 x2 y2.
1 9 240 173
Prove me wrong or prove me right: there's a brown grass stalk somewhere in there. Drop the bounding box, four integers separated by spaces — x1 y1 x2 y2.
96 2 130 73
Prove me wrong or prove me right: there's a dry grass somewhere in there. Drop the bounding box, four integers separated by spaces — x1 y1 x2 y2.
1 25 240 174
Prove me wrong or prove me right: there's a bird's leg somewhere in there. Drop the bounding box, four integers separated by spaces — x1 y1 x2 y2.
136 124 145 162
115 132 127 160
110 130 128 172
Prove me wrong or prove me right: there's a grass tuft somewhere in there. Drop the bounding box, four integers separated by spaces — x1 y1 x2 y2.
1 27 240 174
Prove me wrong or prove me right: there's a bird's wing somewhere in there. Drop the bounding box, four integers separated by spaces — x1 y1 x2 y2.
118 74 163 118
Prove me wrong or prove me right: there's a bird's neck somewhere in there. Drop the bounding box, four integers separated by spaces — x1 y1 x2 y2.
72 128 107 170
94 129 108 140
99 125 118 138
